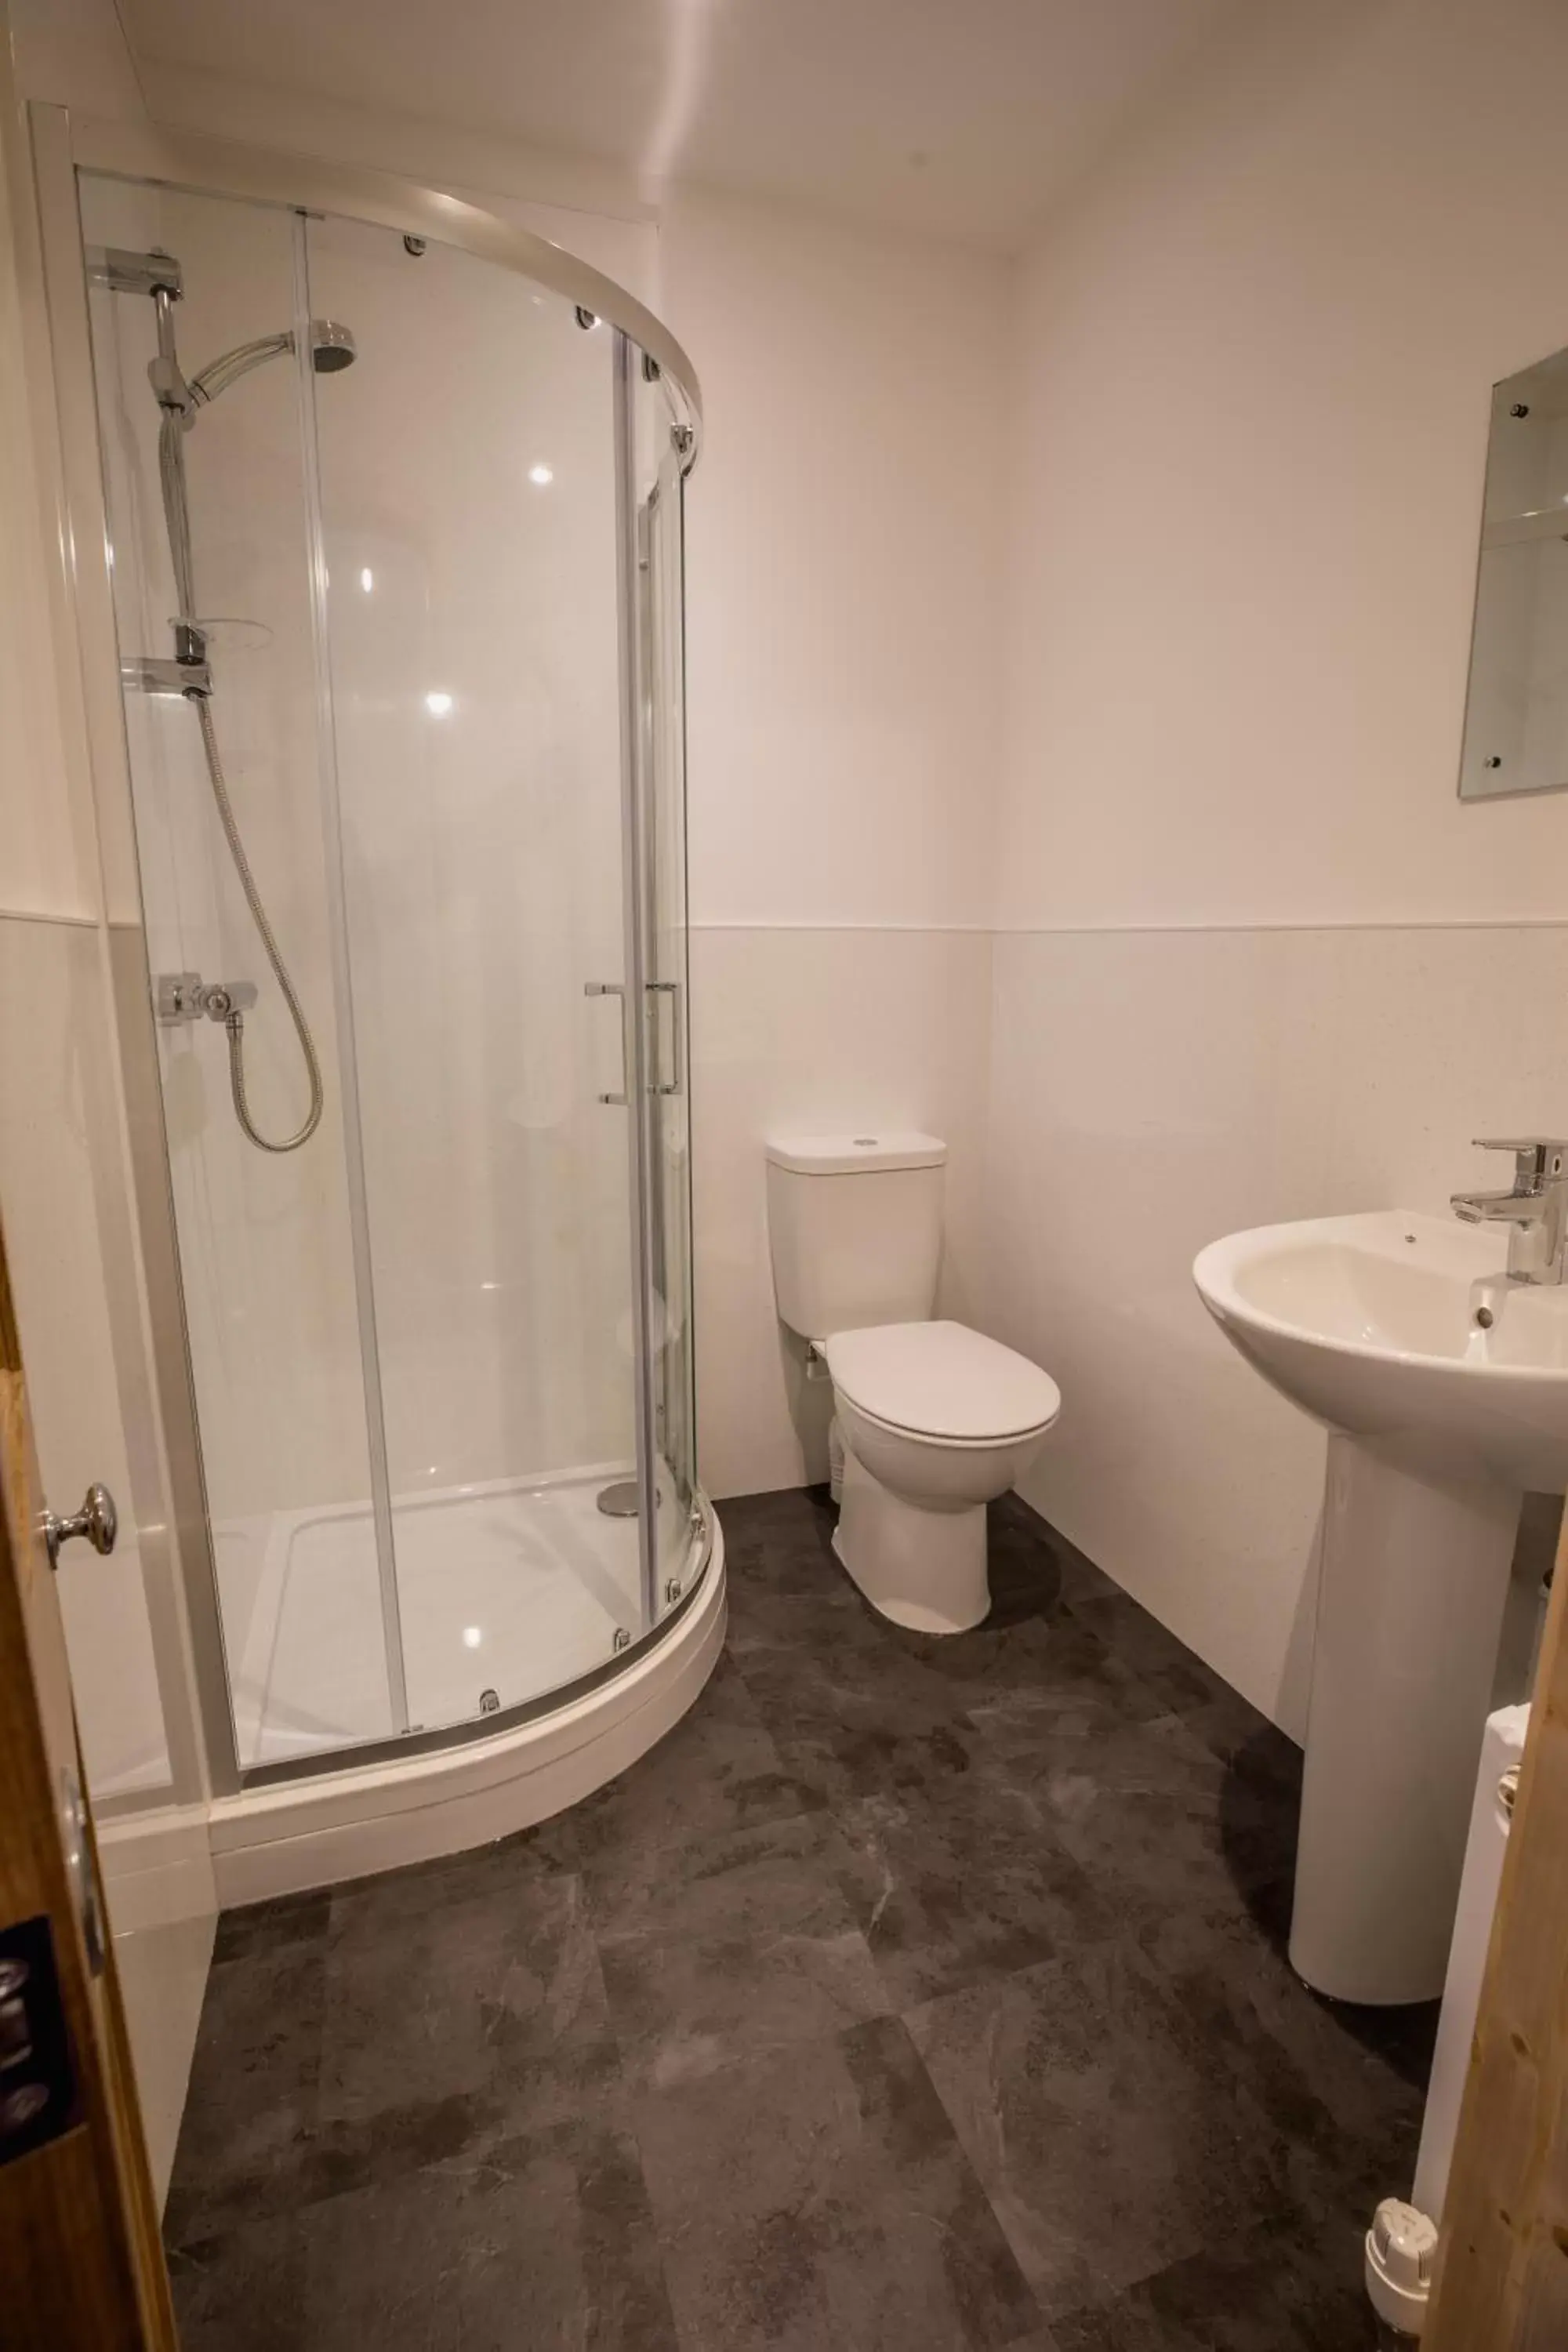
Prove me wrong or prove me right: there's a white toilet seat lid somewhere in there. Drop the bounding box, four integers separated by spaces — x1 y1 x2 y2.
826 1320 1060 1442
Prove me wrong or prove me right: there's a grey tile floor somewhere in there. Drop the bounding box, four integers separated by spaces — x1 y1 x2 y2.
165 1489 1431 2349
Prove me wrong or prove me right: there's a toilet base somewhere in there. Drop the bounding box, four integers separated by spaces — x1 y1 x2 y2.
833 1443 990 1634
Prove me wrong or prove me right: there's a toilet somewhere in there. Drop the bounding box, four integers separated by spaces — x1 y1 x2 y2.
765 1132 1060 1633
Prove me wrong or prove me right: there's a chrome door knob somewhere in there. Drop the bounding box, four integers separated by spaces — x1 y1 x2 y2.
42 1483 118 1571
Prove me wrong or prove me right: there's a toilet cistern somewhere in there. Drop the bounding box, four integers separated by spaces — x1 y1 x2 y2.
1451 1136 1568 1284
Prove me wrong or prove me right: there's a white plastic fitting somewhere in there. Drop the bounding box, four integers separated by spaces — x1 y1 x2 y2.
1365 2198 1438 2335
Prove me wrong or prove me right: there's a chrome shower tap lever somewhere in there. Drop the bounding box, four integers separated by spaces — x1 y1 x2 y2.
154 973 258 1025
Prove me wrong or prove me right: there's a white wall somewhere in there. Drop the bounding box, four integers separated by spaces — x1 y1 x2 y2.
0 920 171 1798
7 0 144 124
989 0 1568 1734
661 190 1006 935
986 926 1568 1735
1 0 216 2202
659 191 1011 1491
997 0 1568 935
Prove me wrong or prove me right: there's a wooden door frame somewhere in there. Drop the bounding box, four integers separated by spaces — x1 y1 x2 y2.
1427 1515 1568 2346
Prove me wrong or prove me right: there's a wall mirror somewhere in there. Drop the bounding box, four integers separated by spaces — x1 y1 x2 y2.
1459 345 1568 799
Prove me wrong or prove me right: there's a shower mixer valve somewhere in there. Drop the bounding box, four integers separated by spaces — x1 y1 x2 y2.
155 973 259 1025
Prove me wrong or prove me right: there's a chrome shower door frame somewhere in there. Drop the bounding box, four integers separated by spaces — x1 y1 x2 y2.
613 327 662 1632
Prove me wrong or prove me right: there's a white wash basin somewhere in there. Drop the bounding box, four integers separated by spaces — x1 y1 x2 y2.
1193 1209 1568 1491
1192 1207 1567 2009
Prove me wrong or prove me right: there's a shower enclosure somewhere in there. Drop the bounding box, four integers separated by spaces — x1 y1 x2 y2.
49 123 712 1792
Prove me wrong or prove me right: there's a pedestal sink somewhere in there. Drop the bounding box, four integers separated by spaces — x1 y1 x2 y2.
1193 1210 1568 2004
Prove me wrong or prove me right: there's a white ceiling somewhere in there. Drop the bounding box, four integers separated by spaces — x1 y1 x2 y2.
118 0 1233 247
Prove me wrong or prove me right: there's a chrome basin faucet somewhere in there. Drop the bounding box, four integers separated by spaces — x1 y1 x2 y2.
1451 1138 1568 1283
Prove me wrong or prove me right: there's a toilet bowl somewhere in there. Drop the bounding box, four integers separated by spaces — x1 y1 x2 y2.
764 1131 1061 1634
826 1321 1060 1633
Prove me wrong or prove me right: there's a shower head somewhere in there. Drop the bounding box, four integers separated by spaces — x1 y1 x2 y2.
187 318 357 407
309 318 356 372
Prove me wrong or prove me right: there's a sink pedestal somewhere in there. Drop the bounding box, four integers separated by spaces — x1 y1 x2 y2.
1290 1436 1519 2005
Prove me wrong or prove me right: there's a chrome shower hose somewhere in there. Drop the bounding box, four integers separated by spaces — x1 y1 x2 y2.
194 693 324 1153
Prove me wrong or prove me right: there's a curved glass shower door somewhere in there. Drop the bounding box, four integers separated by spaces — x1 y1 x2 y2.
305 213 648 1744
78 165 701 1777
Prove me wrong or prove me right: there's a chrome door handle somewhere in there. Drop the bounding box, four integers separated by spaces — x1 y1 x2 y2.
42 1483 118 1572
648 981 684 1097
585 982 629 1105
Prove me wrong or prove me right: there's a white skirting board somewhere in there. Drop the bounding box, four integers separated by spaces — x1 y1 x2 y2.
96 1805 218 2211
98 1802 216 1934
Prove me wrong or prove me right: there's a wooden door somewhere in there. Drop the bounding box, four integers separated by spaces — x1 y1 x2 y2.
1426 1519 1568 2347
0 1200 176 2345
